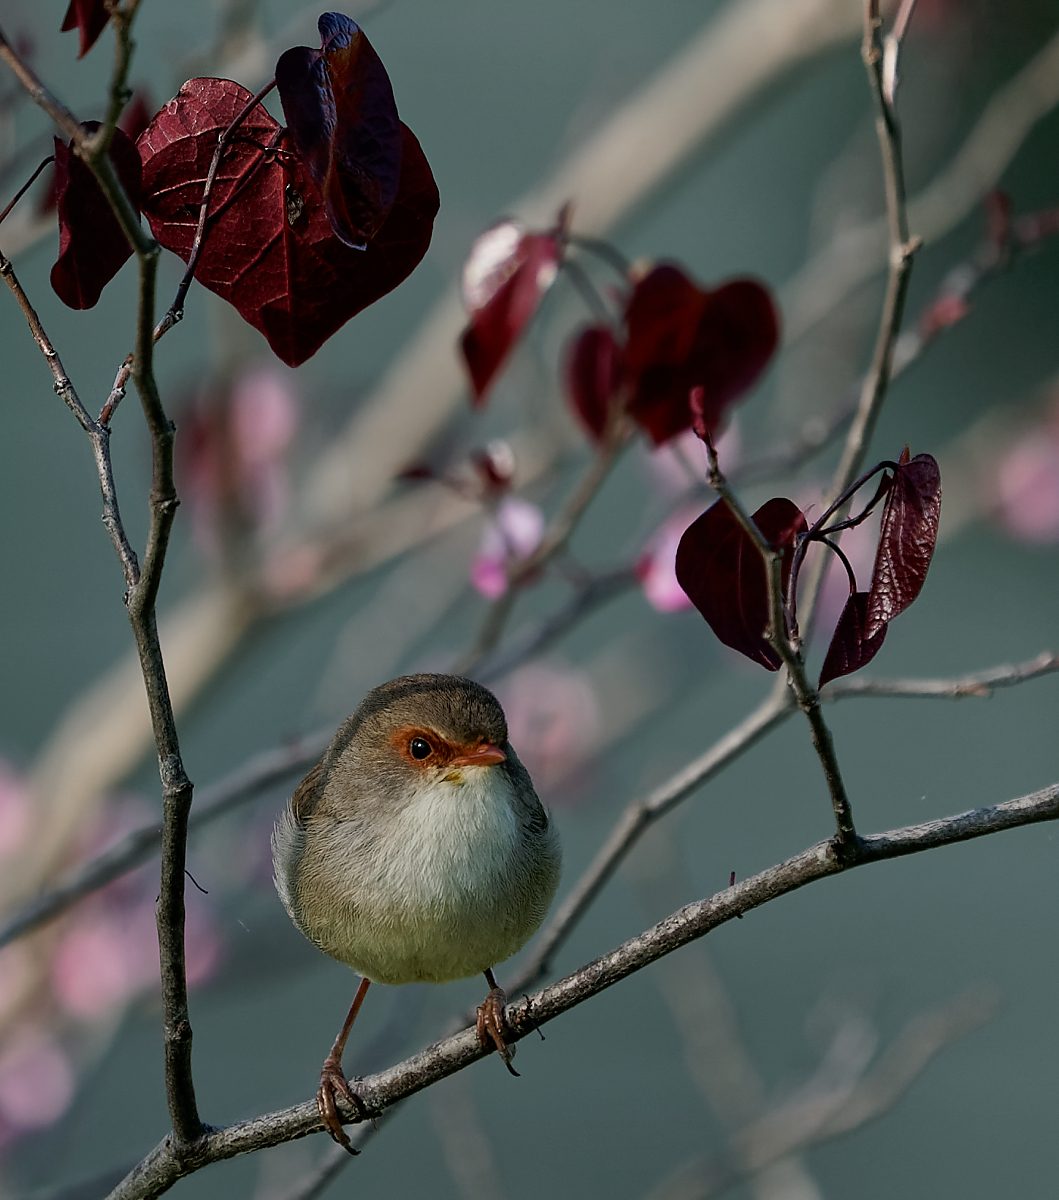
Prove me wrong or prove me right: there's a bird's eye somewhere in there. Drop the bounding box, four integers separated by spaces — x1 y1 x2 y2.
409 736 433 760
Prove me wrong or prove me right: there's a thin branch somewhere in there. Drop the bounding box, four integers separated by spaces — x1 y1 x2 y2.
795 0 921 634
825 651 1059 700
457 429 630 671
0 731 330 949
2 3 201 1147
0 154 55 226
0 26 82 143
652 989 993 1200
701 436 857 848
0 250 139 584
106 779 1059 1200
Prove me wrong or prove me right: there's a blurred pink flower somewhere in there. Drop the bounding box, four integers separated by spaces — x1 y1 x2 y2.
471 497 545 598
0 761 29 858
51 894 223 1022
0 1030 74 1132
994 433 1059 543
179 364 301 551
51 910 150 1021
495 661 601 792
636 506 700 613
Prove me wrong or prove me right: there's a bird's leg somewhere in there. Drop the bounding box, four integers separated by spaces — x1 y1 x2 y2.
476 967 520 1077
318 976 371 1155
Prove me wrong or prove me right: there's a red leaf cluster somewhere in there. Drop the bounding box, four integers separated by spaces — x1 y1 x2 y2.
460 211 569 404
563 263 778 448
674 451 942 686
43 14 438 363
50 124 142 310
624 266 779 445
137 78 437 366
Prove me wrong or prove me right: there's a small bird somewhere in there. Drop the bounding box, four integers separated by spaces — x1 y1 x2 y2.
272 673 561 1152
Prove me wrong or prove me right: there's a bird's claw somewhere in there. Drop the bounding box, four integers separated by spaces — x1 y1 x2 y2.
476 986 520 1077
317 1056 367 1155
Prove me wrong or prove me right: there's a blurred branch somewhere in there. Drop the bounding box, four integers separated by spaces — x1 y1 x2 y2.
782 25 1059 345
650 990 994 1200
457 427 631 671
800 0 921 634
106 778 1059 1199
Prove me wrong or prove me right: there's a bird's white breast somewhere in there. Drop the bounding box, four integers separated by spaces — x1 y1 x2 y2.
278 764 554 985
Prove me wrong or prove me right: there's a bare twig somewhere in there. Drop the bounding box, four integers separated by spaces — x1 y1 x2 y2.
796 0 921 635
783 25 1059 346
701 437 856 847
825 651 1059 700
457 428 630 670
106 779 1059 1199
0 9 202 1147
651 990 994 1200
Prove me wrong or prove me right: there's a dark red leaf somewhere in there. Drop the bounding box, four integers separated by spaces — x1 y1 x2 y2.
564 324 624 443
819 592 889 687
137 78 438 367
276 13 401 248
864 453 942 638
459 213 567 405
675 497 806 670
61 0 109 57
50 123 142 309
623 264 779 446
38 96 151 219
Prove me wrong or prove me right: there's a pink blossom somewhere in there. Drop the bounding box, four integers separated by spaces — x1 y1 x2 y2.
994 435 1059 543
471 497 545 599
0 1030 74 1131
495 662 601 792
179 364 301 550
637 507 700 613
51 910 148 1020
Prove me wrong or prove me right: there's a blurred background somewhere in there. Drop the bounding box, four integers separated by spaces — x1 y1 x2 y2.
1 0 1058 1196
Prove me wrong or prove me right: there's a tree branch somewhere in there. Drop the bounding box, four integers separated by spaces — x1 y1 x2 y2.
796 0 921 631
105 778 1059 1200
0 5 202 1148
701 438 856 848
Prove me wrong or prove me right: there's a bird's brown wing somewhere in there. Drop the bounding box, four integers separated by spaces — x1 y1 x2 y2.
290 757 326 825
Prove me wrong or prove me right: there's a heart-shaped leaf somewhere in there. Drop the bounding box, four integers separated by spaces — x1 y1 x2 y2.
819 591 889 686
137 78 438 367
864 452 942 638
564 323 624 443
50 123 142 309
623 264 778 446
276 12 401 248
459 210 568 405
675 496 806 669
61 0 109 57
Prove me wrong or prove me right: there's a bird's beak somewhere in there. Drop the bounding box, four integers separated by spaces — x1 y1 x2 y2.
449 742 506 768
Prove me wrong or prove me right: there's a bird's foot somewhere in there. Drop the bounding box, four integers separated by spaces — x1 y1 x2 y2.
317 1055 367 1155
476 985 520 1077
